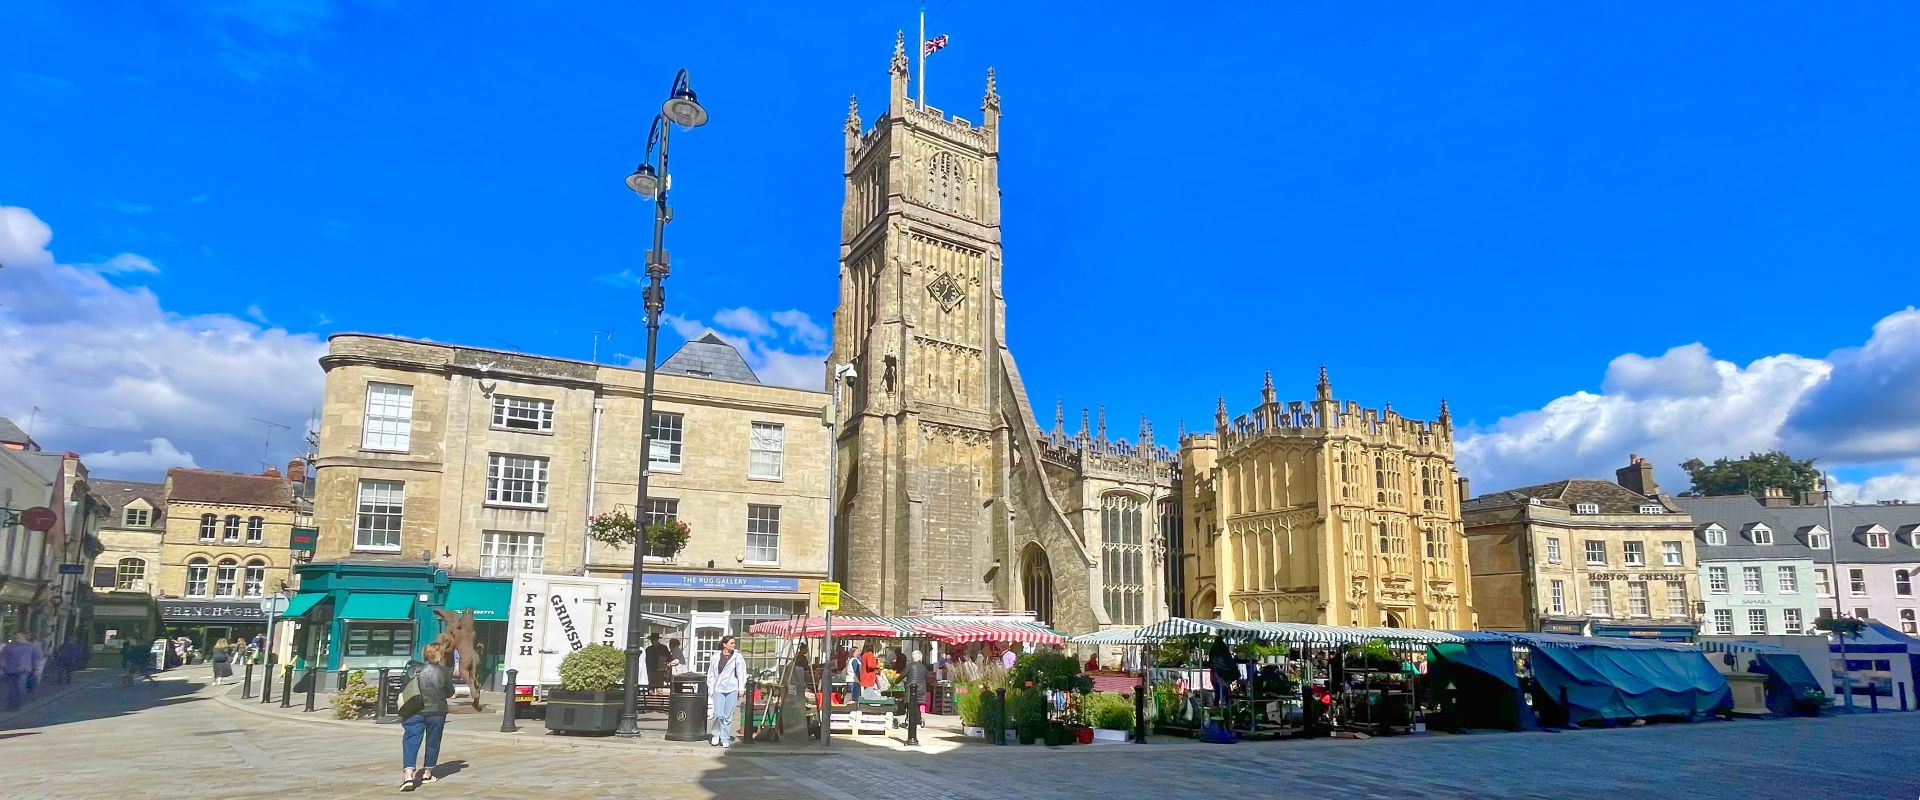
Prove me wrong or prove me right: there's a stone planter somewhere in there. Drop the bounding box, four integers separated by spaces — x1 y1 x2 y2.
1093 727 1132 743
962 725 984 738
545 689 625 735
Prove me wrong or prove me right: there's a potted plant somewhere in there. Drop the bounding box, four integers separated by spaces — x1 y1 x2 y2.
955 682 985 737
546 644 627 735
1087 691 1135 743
329 670 379 719
587 510 692 561
979 689 1006 745
1010 689 1046 744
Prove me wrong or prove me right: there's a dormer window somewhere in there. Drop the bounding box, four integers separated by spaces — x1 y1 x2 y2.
1575 502 1599 515
1806 526 1830 549
1702 524 1727 546
1638 504 1664 514
1749 525 1773 546
1864 529 1890 549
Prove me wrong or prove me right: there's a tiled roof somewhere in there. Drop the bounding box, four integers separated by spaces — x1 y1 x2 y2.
658 331 760 384
91 479 166 516
1677 494 1920 565
0 417 37 449
165 469 295 508
1464 479 1674 514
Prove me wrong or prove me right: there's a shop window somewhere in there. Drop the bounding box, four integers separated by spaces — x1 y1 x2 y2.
345 623 416 658
116 558 146 591
186 558 210 597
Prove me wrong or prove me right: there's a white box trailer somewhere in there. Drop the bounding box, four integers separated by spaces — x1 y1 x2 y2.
506 574 682 706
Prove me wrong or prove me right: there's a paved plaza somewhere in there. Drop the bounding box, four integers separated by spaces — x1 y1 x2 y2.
5 666 1919 800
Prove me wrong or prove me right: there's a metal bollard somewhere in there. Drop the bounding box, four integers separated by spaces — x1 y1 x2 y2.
260 656 274 704
1134 684 1147 745
305 669 317 712
1900 682 1909 712
1559 686 1572 728
242 662 255 699
1870 690 1878 713
500 669 519 733
995 689 1007 745
376 668 392 722
280 665 294 709
905 684 921 745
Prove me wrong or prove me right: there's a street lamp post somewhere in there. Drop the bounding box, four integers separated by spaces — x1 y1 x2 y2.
615 69 708 740
1824 473 1853 711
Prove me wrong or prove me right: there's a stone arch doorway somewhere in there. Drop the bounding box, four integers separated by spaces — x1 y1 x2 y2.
1021 543 1053 628
1383 610 1404 628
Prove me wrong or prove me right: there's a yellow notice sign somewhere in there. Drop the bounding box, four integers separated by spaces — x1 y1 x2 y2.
817 581 841 612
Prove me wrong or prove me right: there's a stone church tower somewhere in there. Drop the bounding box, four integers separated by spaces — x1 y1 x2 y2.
830 34 1106 632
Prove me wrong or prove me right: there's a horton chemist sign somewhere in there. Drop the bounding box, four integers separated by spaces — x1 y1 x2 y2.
619 572 800 593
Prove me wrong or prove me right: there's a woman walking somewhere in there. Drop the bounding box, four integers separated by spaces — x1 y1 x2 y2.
705 635 747 750
398 642 455 791
210 638 233 685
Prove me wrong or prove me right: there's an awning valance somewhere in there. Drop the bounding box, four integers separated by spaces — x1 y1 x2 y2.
338 592 415 621
441 580 511 620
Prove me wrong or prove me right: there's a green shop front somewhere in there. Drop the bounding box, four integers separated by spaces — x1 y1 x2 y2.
281 561 509 690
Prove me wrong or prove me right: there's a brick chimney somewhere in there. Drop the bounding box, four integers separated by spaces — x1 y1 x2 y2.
286 458 306 485
1760 486 1792 509
262 466 281 478
1457 476 1471 507
1615 453 1658 497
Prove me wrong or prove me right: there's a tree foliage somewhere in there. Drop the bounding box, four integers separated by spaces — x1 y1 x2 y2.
1680 451 1820 499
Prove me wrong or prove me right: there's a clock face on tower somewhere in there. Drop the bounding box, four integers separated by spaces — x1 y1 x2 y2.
927 272 965 313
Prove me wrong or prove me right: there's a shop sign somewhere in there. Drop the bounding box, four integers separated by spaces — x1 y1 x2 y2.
635 573 800 593
1589 572 1689 581
158 600 270 622
289 527 319 551
58 564 85 575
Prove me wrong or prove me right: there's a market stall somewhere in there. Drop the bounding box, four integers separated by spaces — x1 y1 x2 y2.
1468 632 1732 726
1828 620 1920 711
1425 636 1533 732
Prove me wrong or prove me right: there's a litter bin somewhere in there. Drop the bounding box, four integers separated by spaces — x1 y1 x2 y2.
665 673 709 742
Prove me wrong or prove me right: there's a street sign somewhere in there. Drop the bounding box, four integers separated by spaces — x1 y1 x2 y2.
289 526 318 551
817 581 841 612
21 507 55 532
58 563 84 575
259 595 291 616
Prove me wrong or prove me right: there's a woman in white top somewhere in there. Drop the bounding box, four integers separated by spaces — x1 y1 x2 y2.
705 635 748 749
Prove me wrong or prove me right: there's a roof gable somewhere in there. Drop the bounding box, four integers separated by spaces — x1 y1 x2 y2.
658 330 761 384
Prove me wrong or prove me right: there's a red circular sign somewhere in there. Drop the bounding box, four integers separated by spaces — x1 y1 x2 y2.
20 507 55 532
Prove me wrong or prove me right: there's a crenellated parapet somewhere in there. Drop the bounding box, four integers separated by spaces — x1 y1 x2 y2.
1219 368 1453 458
1036 402 1178 483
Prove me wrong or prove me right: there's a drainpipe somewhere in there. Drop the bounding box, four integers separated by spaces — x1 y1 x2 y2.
1518 504 1539 631
584 403 604 574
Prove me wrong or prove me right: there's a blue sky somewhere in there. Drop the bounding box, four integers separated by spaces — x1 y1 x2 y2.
3 1 1918 499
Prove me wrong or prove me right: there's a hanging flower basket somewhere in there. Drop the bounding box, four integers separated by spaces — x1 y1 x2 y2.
586 510 691 559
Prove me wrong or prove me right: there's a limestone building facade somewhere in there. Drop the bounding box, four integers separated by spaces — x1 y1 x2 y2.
1462 456 1701 639
154 468 301 602
311 332 830 659
1179 371 1473 629
88 478 167 595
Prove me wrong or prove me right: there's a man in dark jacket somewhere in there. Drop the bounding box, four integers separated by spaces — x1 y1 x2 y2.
902 649 930 745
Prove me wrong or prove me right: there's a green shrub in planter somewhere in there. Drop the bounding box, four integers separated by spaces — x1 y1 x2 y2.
330 670 378 720
548 644 628 735
1085 692 1134 730
558 644 626 691
1010 689 1047 744
979 689 1005 742
954 681 983 726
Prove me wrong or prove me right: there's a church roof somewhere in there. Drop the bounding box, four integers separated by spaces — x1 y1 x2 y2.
658 331 760 385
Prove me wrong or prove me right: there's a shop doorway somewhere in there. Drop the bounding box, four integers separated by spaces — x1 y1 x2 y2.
691 610 728 674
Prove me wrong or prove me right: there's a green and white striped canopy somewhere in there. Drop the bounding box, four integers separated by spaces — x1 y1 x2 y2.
1075 618 1464 648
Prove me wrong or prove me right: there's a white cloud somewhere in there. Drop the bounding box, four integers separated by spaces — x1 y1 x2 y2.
1832 465 1920 505
712 307 773 338
80 438 199 474
94 253 160 274
659 313 705 340
771 309 829 350
1459 308 1920 502
0 205 325 481
246 304 269 324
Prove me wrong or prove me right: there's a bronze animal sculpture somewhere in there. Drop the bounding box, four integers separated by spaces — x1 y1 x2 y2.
432 607 485 712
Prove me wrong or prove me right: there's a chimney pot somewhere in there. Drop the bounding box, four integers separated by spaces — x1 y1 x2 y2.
286 458 306 485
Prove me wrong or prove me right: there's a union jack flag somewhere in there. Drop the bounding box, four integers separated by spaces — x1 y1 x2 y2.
924 34 949 55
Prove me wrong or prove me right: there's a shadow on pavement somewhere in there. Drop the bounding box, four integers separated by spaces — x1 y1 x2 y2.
0 670 207 732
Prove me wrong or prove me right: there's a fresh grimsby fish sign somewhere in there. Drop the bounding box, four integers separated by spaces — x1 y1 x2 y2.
506 574 641 701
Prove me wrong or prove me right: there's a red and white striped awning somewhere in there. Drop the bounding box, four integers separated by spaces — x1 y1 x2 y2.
909 619 1065 646
744 617 906 639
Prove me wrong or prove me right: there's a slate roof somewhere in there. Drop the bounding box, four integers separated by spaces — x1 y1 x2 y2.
1463 479 1677 514
1676 494 1920 565
165 468 295 509
90 478 167 520
0 417 38 450
658 331 760 385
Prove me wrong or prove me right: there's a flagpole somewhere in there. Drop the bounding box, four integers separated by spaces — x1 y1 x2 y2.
917 0 926 108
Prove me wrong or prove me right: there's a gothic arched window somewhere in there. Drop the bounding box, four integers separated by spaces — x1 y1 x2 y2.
1375 457 1384 488
1101 493 1145 626
1378 521 1390 554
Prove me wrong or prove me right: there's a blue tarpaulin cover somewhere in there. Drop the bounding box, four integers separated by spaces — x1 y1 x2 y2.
1428 640 1532 731
1748 652 1821 714
1529 643 1732 724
